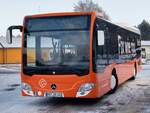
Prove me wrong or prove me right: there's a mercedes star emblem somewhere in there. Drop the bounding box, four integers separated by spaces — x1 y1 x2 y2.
51 84 57 90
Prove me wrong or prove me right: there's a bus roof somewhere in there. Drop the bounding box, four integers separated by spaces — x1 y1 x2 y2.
25 12 94 19
25 12 140 35
96 14 141 35
116 23 141 35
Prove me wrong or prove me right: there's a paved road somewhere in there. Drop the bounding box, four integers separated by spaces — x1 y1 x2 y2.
0 65 150 113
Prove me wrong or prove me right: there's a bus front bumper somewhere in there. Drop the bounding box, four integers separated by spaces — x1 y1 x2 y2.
21 82 98 98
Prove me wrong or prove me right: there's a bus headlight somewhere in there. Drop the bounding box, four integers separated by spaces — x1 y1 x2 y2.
76 83 95 97
21 82 33 96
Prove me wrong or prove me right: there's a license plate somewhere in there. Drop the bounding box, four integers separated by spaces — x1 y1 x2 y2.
44 92 64 97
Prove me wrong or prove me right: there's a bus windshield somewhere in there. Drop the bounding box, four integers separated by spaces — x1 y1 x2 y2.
23 15 91 76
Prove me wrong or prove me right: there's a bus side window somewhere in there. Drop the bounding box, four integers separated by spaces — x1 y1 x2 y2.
96 30 107 73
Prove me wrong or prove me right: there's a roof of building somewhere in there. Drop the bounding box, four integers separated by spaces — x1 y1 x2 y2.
141 41 150 46
0 36 21 48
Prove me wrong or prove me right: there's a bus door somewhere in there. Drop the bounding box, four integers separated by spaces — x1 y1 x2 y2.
117 35 133 82
93 21 111 96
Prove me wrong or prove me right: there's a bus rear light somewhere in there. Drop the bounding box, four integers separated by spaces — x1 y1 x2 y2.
76 83 95 97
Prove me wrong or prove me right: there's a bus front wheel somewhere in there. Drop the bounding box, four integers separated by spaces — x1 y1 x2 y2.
109 73 118 94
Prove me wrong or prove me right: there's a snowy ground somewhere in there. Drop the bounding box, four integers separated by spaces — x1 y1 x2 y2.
0 64 150 113
0 64 21 73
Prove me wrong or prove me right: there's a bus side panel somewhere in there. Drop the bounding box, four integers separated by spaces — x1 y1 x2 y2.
122 61 135 82
115 65 129 85
115 60 138 85
96 66 112 97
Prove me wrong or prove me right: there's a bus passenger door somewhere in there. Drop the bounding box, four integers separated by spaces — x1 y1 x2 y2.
117 36 134 83
93 25 111 96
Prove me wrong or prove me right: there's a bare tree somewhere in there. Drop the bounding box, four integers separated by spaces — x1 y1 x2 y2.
74 0 110 20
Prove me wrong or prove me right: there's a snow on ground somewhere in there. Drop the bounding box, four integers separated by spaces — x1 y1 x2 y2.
0 64 21 73
0 64 149 113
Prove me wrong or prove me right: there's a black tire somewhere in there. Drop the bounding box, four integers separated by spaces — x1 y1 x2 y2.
109 73 118 94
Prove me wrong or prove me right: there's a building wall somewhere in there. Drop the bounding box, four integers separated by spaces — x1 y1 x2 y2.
0 49 5 63
27 48 52 64
0 48 22 64
0 48 52 64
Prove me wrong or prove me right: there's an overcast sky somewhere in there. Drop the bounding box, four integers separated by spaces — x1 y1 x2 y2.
0 0 150 35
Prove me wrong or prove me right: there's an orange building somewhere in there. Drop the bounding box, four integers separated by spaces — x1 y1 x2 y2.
0 36 21 64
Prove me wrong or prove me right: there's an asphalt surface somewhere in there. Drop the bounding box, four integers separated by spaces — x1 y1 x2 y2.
0 64 150 113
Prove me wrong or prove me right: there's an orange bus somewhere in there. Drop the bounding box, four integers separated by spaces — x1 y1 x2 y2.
6 12 141 98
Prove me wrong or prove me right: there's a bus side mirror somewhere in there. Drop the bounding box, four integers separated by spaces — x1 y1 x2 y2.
6 25 23 44
98 30 105 46
6 29 12 44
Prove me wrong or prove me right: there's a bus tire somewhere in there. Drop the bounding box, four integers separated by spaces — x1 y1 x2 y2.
109 72 118 94
130 66 137 80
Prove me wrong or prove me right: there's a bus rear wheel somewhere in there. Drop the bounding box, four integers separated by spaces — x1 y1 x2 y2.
109 73 118 94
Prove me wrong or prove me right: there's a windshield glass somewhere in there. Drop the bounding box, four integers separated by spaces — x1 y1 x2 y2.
23 15 91 76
